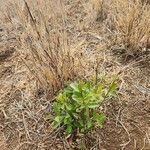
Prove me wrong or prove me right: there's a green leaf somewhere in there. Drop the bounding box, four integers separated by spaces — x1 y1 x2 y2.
64 114 72 125
73 113 79 119
54 116 63 123
52 115 64 128
66 124 73 134
95 83 103 94
83 81 91 92
53 102 61 115
51 79 116 135
64 86 73 95
78 119 84 128
87 119 93 129
93 112 105 127
76 108 81 112
106 80 116 97
70 82 80 92
56 93 66 102
65 104 72 111
88 104 99 108
72 94 82 104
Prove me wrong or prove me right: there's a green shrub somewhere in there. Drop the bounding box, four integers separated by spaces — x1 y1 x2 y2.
51 80 116 135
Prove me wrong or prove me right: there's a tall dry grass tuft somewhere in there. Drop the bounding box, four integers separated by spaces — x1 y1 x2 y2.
5 0 79 96
87 0 107 23
107 0 150 54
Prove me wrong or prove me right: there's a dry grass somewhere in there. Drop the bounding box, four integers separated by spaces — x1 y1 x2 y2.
0 0 150 149
5 0 81 96
108 0 150 53
87 0 106 22
91 0 150 57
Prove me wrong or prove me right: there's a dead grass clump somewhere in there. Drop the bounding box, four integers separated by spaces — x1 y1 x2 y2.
141 0 150 5
87 0 107 23
106 0 150 56
6 0 80 96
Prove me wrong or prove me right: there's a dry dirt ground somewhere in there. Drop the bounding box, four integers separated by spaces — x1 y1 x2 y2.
0 0 150 150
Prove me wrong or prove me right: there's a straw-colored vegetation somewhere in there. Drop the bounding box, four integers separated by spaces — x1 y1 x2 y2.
0 0 150 149
108 0 150 53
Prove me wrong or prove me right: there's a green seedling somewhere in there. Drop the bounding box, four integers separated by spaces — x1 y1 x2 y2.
51 79 116 135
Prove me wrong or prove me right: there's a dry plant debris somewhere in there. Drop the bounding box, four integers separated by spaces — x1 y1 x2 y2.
0 0 150 149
